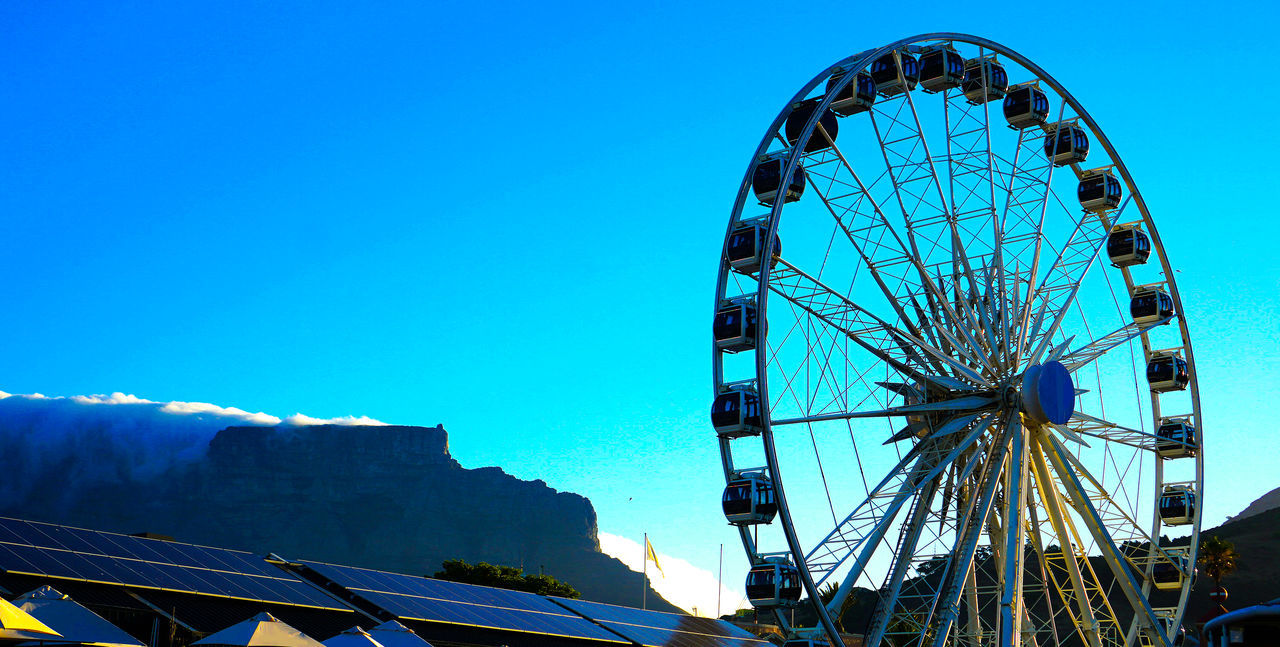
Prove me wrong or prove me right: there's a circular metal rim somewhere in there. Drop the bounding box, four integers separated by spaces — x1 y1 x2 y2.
711 32 1203 647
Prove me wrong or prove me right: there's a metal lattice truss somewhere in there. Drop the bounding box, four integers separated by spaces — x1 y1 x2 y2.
711 34 1203 647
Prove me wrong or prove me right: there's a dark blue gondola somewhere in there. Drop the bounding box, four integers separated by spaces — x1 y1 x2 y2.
746 558 802 608
1147 353 1190 393
1003 84 1049 129
962 57 1008 104
1152 559 1187 590
1159 485 1196 525
826 70 876 116
869 51 919 96
712 384 763 439
714 299 758 353
1130 287 1175 325
722 471 777 525
1043 123 1089 166
785 99 839 154
919 47 965 92
727 222 781 275
1156 419 1198 458
1106 225 1151 267
752 158 807 206
1079 170 1123 212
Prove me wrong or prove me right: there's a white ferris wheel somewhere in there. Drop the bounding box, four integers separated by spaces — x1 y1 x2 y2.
711 33 1202 647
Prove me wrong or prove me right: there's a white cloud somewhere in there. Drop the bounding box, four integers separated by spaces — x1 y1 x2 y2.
282 412 388 426
0 389 390 505
598 532 750 618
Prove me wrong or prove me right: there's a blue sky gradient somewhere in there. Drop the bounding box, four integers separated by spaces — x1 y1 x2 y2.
3 1 1277 611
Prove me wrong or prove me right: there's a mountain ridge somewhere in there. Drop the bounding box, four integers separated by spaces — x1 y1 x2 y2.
0 420 681 613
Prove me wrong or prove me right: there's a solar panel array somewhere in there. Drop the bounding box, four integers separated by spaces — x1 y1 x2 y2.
0 517 771 647
299 560 629 643
0 518 343 609
555 597 771 647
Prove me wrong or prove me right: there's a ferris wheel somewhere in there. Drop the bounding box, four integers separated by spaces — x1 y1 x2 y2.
711 34 1202 647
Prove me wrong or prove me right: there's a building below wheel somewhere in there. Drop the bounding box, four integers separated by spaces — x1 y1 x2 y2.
0 516 765 647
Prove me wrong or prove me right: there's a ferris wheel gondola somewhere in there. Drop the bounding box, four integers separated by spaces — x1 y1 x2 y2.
712 33 1202 647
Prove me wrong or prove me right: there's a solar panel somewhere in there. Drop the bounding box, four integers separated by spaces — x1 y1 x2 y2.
554 597 772 647
0 518 344 610
299 560 629 644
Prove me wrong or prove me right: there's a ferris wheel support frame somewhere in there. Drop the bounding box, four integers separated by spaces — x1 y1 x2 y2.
713 32 1202 647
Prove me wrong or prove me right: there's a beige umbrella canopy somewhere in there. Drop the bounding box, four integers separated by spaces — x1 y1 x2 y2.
366 622 431 647
191 613 323 647
0 597 60 643
320 627 383 647
13 585 143 647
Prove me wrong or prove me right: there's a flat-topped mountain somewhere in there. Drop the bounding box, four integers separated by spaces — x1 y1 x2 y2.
0 407 678 612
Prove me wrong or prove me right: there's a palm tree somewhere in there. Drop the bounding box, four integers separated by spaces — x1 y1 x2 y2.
1198 535 1239 589
818 582 848 634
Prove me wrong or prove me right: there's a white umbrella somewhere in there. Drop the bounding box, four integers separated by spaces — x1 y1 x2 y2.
191 613 324 647
366 622 431 647
321 627 382 647
13 586 142 647
0 597 60 644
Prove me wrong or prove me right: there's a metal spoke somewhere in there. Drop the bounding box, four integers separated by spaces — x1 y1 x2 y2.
769 257 992 387
1059 317 1171 373
926 416 1013 647
807 415 997 587
1040 432 1170 647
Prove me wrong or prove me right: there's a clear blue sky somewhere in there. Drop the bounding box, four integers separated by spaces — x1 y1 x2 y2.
2 0 1277 607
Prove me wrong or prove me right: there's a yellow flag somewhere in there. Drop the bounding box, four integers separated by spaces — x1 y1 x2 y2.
645 537 664 576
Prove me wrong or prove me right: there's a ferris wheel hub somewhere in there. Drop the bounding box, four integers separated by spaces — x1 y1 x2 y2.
1019 360 1075 425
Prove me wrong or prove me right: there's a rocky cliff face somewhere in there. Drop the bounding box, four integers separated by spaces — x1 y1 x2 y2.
0 423 679 613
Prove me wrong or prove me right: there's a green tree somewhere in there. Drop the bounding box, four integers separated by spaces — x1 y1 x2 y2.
433 559 580 598
1198 535 1239 589
818 582 851 633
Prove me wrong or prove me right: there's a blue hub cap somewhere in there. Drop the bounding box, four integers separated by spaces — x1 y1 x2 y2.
1020 361 1075 425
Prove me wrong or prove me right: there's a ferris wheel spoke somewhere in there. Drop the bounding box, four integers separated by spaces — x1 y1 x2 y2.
769 258 992 388
1058 413 1161 453
996 421 1031 647
993 121 1054 365
1029 436 1108 647
1045 432 1188 574
1057 317 1172 373
852 426 1000 646
925 420 1012 647
1010 95 1072 359
914 89 1003 373
938 84 1006 367
772 398 996 425
806 415 997 586
867 96 998 374
1022 199 1123 365
785 122 936 341
795 161 951 377
1039 432 1171 647
1024 493 1068 647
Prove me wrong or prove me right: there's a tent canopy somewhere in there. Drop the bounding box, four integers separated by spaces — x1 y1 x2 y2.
0 596 60 644
366 621 431 647
14 586 142 647
191 613 324 647
320 627 382 647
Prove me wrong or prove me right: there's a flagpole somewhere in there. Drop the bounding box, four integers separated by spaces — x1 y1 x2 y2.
717 543 723 618
642 532 648 611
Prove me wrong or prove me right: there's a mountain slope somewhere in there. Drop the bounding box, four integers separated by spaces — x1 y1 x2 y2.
0 419 681 613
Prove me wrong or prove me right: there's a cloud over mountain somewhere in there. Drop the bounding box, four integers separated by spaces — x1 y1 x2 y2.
0 390 385 504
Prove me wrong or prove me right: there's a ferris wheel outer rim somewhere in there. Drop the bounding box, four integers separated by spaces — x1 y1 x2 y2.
711 32 1202 646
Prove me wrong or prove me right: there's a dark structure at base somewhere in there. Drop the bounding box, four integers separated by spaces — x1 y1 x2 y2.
0 516 763 647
